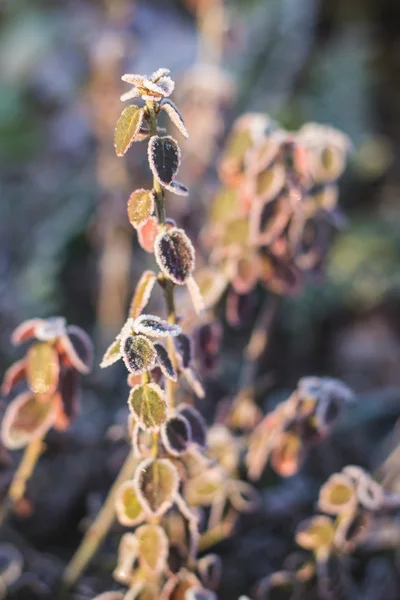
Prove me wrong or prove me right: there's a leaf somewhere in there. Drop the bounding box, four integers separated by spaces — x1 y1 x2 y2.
1 392 57 449
296 516 335 551
221 217 249 248
116 481 145 526
183 367 205 399
197 554 222 590
134 314 181 338
127 189 155 228
161 415 191 456
135 523 169 574
11 318 44 346
1 358 27 396
100 338 122 368
137 216 158 253
173 334 192 369
154 227 195 285
196 267 229 310
114 532 138 584
210 187 240 224
178 405 207 449
121 335 157 375
129 270 157 319
35 317 67 341
148 135 181 185
185 468 222 506
186 276 205 316
57 326 93 374
254 163 285 202
128 383 167 431
164 180 189 196
114 105 144 157
135 457 179 517
227 480 259 512
154 343 177 382
26 342 60 396
318 473 356 515
270 431 304 477
161 99 189 138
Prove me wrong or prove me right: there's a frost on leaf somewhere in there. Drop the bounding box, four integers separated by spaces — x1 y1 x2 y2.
164 180 189 196
1 358 27 396
173 334 192 369
183 367 205 399
121 335 157 375
196 267 229 310
35 317 67 341
58 326 93 374
296 515 335 552
135 457 179 517
127 189 155 229
185 468 222 506
1 392 57 449
100 338 122 368
138 216 158 253
11 318 44 346
318 473 357 515
116 481 145 526
161 99 189 139
114 105 144 157
134 314 181 338
128 383 167 431
135 523 169 574
178 405 207 449
148 136 181 186
26 342 60 396
154 228 195 285
114 533 138 585
154 343 177 382
129 270 157 319
161 415 191 456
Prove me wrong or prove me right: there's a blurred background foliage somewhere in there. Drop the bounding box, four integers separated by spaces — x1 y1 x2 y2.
1 0 400 598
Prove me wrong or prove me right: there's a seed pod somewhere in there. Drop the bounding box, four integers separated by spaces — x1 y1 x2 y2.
148 135 181 185
128 383 167 431
135 457 179 517
114 105 144 156
161 415 191 456
121 335 157 374
127 189 155 229
154 227 195 285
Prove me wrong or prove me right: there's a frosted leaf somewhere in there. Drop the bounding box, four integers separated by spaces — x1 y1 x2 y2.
127 189 155 228
196 267 229 310
173 334 192 369
114 106 144 157
137 216 158 253
178 405 207 449
318 473 357 515
154 343 177 382
161 99 189 139
128 383 167 431
119 317 136 339
100 338 122 368
129 270 157 319
148 136 181 186
152 76 175 97
154 227 195 285
1 392 57 449
296 515 335 551
120 88 139 102
186 276 205 316
135 457 179 517
135 523 169 574
164 180 189 196
26 342 60 396
161 415 191 456
121 73 145 86
11 318 44 346
58 326 93 374
121 335 157 374
151 68 171 81
116 481 145 526
1 358 27 396
35 317 67 341
134 314 181 338
114 532 138 584
183 367 205 398
185 467 222 506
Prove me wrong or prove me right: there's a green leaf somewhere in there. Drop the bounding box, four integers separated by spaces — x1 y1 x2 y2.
128 383 167 431
116 481 145 526
26 341 59 396
114 105 144 157
135 523 169 574
135 457 179 517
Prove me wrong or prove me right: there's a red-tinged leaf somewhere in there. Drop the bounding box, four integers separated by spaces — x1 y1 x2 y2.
137 216 158 253
161 415 191 456
135 457 179 517
134 314 181 338
129 270 157 319
178 405 207 449
173 334 192 369
161 99 189 138
121 335 157 375
116 481 145 526
57 327 93 374
135 523 169 574
154 343 177 382
11 319 44 346
154 227 195 285
148 135 181 185
1 392 57 449
270 431 304 477
114 105 144 156
127 189 155 229
100 338 122 368
26 342 60 396
128 383 167 431
1 358 27 396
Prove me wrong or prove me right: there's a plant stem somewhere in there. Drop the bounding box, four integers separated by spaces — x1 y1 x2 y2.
62 451 138 589
0 436 44 527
